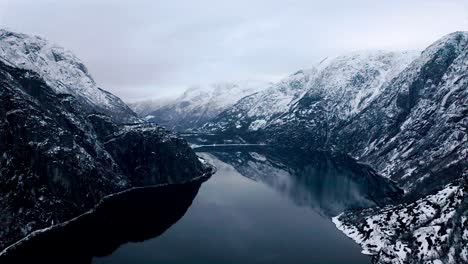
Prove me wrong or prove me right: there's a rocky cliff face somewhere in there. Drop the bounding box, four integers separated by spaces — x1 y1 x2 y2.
0 31 212 251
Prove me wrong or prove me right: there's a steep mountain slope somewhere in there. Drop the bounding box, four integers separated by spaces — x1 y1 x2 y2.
306 31 467 264
332 31 468 198
0 32 212 251
204 51 418 140
203 69 316 133
133 80 271 131
205 32 466 199
0 29 136 122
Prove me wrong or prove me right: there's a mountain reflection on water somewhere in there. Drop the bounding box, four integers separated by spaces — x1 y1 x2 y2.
0 146 400 264
200 145 402 217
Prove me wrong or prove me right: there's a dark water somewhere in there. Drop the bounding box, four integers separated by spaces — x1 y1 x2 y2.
0 146 389 264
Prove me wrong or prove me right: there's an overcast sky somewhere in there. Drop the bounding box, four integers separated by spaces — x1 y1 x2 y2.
0 0 467 101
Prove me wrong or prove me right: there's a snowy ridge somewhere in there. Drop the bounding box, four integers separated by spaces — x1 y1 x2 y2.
205 50 418 133
0 29 135 121
276 50 420 127
204 69 316 131
172 80 272 116
245 69 316 125
311 50 418 115
139 80 272 131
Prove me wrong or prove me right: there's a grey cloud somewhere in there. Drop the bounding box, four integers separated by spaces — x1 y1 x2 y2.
0 0 467 101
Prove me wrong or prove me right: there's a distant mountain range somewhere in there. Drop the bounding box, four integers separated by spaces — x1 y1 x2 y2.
131 51 419 132
132 31 467 199
130 31 468 264
129 80 271 131
204 50 419 133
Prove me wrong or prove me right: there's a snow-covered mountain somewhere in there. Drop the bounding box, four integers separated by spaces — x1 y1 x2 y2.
204 51 418 135
200 31 467 264
332 31 468 198
203 69 316 132
128 97 176 117
205 31 467 199
0 30 212 252
132 80 271 131
282 50 419 121
1 27 465 264
0 29 136 122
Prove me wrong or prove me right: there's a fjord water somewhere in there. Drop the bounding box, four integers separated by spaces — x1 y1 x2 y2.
94 147 374 264
2 146 386 264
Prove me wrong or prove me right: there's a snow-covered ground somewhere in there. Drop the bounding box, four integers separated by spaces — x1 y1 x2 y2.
333 180 467 264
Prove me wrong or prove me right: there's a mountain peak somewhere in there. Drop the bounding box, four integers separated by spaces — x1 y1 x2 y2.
440 30 468 40
0 29 135 122
420 31 468 60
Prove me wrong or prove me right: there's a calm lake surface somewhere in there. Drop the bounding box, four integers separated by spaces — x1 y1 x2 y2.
3 146 376 264
95 147 371 264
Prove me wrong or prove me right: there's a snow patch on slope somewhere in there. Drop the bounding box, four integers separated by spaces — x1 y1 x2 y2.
333 181 467 264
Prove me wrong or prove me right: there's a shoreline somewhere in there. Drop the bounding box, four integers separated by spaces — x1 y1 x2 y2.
0 167 214 257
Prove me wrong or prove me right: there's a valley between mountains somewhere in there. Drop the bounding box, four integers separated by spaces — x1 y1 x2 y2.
0 28 466 264
132 31 468 264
